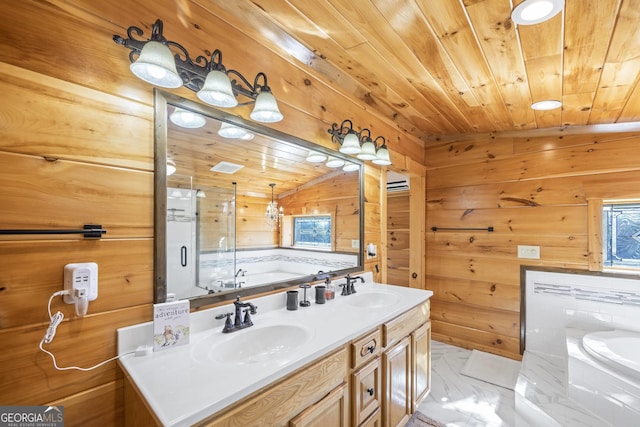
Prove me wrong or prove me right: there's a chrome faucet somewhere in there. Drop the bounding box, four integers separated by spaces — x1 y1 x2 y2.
215 296 258 333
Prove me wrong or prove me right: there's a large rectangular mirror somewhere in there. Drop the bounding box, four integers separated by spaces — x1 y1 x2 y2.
155 91 364 307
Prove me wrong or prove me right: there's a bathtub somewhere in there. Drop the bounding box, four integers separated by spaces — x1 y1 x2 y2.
565 327 640 426
582 329 640 382
206 271 302 292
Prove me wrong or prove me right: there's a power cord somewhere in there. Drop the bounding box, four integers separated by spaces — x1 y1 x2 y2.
39 290 135 371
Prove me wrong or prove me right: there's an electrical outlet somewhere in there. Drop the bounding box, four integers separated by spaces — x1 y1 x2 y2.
351 239 359 249
517 245 540 259
63 263 98 306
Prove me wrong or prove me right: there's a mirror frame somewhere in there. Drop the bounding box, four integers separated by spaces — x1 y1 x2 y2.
154 90 365 308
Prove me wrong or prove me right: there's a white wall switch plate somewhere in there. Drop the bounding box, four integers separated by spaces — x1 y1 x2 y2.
351 239 359 249
518 245 540 259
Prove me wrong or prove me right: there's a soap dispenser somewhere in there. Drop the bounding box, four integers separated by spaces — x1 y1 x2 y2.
324 277 335 300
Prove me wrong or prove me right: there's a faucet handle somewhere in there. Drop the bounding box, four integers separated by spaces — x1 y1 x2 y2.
215 312 235 333
243 309 254 327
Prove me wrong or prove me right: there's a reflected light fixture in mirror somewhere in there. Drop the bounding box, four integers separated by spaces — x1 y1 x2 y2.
113 19 283 123
511 0 564 25
306 151 327 163
343 162 360 172
326 157 345 168
169 108 206 128
166 159 176 176
218 122 255 140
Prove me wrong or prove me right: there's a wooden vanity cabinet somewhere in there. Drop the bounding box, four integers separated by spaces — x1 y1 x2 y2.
289 383 349 427
196 348 348 427
382 300 431 427
412 321 432 412
350 299 431 427
124 299 430 427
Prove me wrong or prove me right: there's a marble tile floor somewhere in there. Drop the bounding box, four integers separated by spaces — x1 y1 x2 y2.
417 341 517 427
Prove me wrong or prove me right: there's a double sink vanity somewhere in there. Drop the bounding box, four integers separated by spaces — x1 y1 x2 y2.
118 272 433 426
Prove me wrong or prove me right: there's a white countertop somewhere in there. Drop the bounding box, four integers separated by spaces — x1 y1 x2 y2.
117 274 433 426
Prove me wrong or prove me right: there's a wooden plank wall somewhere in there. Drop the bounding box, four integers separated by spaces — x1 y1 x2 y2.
425 129 640 359
386 192 410 287
0 1 426 425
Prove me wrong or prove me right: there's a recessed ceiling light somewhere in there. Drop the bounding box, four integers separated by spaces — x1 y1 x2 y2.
531 100 562 110
511 0 564 25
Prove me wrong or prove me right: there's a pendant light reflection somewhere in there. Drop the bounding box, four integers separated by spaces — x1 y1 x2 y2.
265 183 282 231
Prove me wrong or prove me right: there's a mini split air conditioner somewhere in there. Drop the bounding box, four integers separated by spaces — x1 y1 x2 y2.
386 171 410 192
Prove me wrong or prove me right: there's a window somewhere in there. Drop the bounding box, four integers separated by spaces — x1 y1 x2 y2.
602 202 640 268
293 215 332 249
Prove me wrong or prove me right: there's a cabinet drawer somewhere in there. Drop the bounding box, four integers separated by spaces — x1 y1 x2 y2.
198 348 347 426
383 300 430 347
351 328 381 369
352 358 381 426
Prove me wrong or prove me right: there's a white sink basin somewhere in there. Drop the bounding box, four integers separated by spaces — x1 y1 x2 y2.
192 324 312 365
346 291 400 308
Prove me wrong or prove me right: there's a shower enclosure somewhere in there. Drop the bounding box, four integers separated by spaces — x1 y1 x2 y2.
166 183 237 299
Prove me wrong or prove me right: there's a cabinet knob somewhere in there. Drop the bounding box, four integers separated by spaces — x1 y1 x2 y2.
367 387 374 396
412 272 418 279
367 345 375 353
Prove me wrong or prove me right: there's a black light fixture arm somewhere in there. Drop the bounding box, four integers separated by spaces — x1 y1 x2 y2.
113 19 269 102
328 119 356 145
374 136 386 148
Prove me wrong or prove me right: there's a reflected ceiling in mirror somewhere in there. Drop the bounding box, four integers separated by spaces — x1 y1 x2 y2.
155 91 364 308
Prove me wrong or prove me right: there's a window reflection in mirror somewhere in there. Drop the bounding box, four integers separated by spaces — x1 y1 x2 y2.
155 91 364 307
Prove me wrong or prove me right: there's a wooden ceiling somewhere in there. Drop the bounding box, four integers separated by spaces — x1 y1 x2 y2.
210 0 640 141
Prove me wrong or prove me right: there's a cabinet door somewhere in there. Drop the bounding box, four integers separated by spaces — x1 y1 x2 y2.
412 321 431 411
290 383 348 427
382 336 412 427
360 408 382 427
352 357 381 425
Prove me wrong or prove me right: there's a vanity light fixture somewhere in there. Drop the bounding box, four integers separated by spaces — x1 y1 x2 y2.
169 108 206 128
328 120 392 166
113 19 283 123
265 183 282 230
511 0 564 25
325 157 345 168
306 151 327 163
217 122 254 140
356 129 378 161
342 162 360 172
530 100 562 110
372 137 392 166
329 120 361 154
